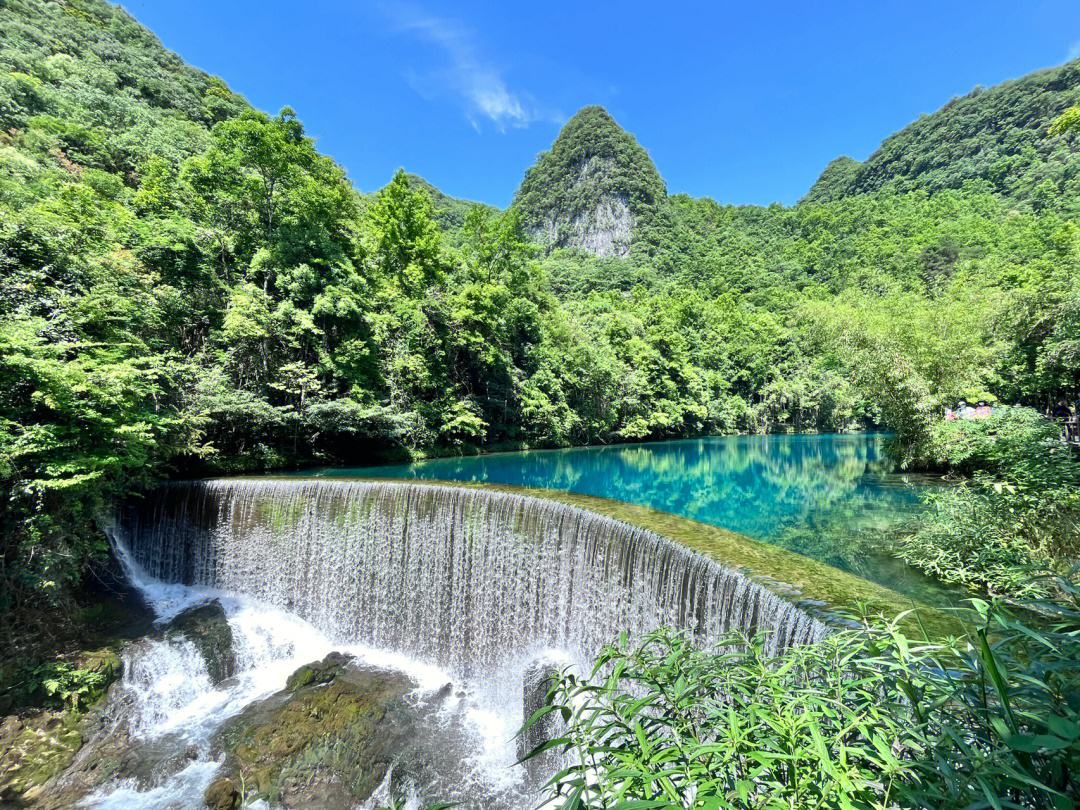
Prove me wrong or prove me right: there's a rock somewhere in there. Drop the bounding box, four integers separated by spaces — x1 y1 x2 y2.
284 650 351 691
20 704 140 809
76 648 123 704
0 710 83 804
514 106 666 258
204 776 241 810
519 657 564 782
210 653 431 809
162 600 236 684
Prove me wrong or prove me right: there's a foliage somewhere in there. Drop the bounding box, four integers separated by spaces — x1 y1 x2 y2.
1049 105 1080 137
7 661 110 712
805 59 1080 212
900 409 1080 595
916 407 1066 475
526 583 1080 809
2 0 1080 613
800 156 863 203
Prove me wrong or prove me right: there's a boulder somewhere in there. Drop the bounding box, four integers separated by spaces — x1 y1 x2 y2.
209 653 432 809
204 776 241 810
284 650 351 691
163 600 236 685
519 657 565 783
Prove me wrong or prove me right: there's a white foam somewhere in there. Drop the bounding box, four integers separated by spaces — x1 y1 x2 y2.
80 759 221 809
89 549 534 808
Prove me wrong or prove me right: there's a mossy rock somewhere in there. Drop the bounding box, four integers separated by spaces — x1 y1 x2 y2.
204 777 241 810
209 653 423 809
163 600 236 684
284 650 351 691
0 710 83 803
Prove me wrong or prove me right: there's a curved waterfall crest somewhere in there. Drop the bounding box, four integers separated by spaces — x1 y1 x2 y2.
115 479 829 674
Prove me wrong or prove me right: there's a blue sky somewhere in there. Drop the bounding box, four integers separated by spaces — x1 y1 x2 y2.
124 1 1080 208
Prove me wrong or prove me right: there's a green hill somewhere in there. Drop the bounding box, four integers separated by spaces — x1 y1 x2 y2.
1 0 1078 620
513 105 665 257
0 0 250 170
805 60 1080 208
400 173 498 240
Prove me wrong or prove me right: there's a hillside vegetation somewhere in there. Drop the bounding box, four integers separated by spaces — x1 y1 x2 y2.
1 0 1079 614
805 59 1080 207
514 105 665 257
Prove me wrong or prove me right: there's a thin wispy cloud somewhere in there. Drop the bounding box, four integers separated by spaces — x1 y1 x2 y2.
1069 39 1080 61
382 5 556 132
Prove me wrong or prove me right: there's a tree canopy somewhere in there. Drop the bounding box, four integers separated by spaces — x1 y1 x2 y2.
1 0 1079 610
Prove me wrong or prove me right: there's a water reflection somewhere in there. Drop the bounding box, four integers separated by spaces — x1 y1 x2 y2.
301 434 949 604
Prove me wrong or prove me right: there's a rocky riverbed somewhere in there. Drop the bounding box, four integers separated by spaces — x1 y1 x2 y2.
2 584 542 809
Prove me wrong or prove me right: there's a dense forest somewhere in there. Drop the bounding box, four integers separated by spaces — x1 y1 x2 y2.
3 2 1080 808
2 0 1079 621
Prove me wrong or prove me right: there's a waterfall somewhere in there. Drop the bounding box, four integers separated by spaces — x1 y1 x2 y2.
114 480 828 675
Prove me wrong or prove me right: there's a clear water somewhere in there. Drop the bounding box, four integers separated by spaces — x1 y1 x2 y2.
299 433 950 604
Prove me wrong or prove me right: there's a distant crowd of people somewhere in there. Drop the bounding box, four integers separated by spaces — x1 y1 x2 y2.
942 398 1080 444
944 400 995 421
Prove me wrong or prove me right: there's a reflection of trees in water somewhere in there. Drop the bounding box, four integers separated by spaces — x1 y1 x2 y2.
330 434 948 600
372 434 923 545
771 509 955 607
571 436 907 541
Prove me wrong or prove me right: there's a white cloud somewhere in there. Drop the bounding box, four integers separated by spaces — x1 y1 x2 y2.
1069 39 1080 61
383 5 552 132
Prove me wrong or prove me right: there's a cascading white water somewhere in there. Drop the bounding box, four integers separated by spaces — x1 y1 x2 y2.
114 480 829 676
87 479 832 809
81 579 470 810
122 636 214 737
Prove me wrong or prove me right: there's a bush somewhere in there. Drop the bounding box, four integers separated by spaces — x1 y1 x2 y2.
525 582 1080 809
901 408 1080 595
5 660 112 712
916 407 1066 476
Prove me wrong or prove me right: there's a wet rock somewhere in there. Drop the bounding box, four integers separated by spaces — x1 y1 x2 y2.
0 647 127 806
519 657 564 782
39 734 131 808
284 650 351 691
0 554 159 808
0 710 83 804
204 776 241 810
210 653 431 809
163 600 236 684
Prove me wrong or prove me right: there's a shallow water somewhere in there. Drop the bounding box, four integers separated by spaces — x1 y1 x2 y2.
299 433 950 603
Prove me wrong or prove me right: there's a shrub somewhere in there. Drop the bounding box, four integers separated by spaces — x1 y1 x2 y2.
901 408 1080 595
915 407 1067 476
525 582 1080 809
7 661 111 712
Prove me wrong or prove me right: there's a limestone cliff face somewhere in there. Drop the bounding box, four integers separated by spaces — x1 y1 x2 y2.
514 106 665 258
536 157 634 257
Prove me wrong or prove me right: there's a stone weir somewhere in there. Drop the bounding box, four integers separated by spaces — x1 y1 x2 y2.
114 479 853 677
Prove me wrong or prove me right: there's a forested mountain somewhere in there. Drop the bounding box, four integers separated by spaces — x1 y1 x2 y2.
804 59 1080 208
514 106 666 257
1 0 1079 611
400 172 497 243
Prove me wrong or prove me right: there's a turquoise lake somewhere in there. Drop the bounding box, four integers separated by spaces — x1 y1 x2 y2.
301 433 951 604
